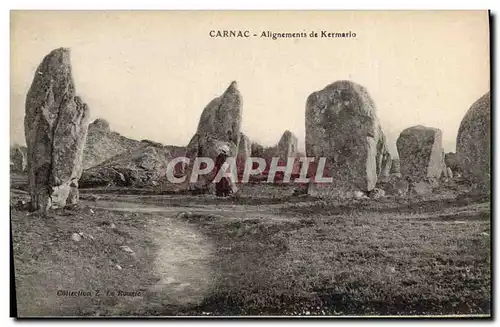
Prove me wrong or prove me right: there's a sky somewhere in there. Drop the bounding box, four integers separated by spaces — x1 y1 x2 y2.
10 10 490 156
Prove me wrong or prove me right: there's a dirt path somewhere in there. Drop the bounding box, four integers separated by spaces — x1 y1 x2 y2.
82 196 289 314
107 214 217 315
86 198 288 220
147 217 215 307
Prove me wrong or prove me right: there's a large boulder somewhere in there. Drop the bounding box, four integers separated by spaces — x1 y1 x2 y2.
305 80 391 194
80 142 184 188
456 92 491 192
24 48 90 211
184 81 242 190
396 125 445 181
10 146 27 172
82 118 142 169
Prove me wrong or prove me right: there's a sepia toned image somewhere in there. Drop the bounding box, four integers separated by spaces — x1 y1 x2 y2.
9 10 491 317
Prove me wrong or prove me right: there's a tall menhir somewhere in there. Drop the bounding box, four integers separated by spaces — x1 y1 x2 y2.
24 48 90 212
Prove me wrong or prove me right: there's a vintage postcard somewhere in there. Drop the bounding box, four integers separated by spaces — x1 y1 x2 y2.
10 10 491 317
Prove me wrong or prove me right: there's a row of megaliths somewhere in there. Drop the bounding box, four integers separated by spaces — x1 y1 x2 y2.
24 48 90 213
304 80 490 197
22 49 490 208
394 91 490 192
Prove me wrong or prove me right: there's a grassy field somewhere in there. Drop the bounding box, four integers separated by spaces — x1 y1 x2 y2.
10 180 491 317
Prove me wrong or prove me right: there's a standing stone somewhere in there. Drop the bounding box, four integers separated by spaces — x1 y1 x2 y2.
10 146 27 172
250 142 264 158
24 48 90 212
305 80 391 194
184 81 242 190
444 152 460 174
390 158 401 175
396 125 445 181
456 92 491 192
447 167 453 179
237 132 251 159
236 132 251 177
378 141 392 180
272 130 300 180
440 151 448 179
277 130 298 159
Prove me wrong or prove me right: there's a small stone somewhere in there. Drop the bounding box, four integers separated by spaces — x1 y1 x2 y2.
83 233 95 241
176 211 193 219
71 233 82 242
90 209 95 214
386 266 396 273
120 245 134 253
110 223 116 229
353 190 368 199
480 232 489 237
164 277 175 284
116 264 122 270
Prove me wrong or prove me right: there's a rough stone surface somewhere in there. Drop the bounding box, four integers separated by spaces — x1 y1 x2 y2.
80 142 184 188
10 146 27 172
456 92 491 192
396 125 445 181
24 48 90 211
83 118 142 169
305 80 391 194
184 81 242 190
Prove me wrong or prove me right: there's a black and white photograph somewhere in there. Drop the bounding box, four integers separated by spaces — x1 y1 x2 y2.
9 10 491 318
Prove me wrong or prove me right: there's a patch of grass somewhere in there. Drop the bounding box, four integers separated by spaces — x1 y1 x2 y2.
177 202 491 316
11 188 491 317
11 205 160 317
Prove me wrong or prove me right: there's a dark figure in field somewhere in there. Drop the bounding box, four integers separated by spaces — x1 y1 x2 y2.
213 149 232 197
